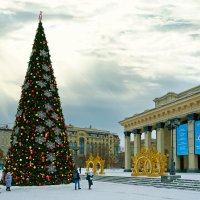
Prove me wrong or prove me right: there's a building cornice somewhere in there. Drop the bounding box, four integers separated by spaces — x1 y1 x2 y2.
119 91 200 132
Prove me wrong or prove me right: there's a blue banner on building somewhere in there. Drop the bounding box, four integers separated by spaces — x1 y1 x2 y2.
194 121 200 155
176 124 188 156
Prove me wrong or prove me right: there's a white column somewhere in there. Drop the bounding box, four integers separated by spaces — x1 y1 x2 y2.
133 129 141 156
144 126 152 149
188 119 198 171
156 123 165 154
124 131 131 171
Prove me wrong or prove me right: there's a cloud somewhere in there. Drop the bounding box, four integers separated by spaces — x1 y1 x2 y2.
0 90 17 127
1 0 200 147
190 34 200 41
154 21 200 32
0 1 76 37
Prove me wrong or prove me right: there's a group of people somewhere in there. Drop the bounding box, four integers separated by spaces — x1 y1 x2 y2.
2 168 93 191
74 167 94 190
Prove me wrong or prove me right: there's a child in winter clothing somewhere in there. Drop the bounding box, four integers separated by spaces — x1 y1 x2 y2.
5 172 12 191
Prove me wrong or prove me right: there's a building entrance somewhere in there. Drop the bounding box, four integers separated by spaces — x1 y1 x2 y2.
180 156 184 171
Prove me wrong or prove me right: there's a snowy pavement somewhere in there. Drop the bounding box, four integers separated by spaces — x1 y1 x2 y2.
0 179 199 200
0 169 200 200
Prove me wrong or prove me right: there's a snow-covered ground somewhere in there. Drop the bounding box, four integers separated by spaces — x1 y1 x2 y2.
0 169 200 200
100 168 200 180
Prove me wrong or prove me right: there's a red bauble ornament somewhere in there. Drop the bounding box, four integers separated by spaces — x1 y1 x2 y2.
46 175 50 181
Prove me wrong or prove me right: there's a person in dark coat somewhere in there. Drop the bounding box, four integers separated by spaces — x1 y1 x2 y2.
74 168 81 190
5 172 12 191
86 171 93 190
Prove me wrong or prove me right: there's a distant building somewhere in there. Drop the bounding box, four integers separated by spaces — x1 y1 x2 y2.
0 127 12 160
66 124 120 167
0 124 121 168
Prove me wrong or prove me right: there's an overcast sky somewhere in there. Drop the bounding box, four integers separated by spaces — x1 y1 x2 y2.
1 0 200 146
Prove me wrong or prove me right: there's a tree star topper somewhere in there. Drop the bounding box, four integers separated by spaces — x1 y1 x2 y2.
39 11 42 22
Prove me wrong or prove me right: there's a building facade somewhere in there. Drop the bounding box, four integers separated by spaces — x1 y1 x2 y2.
120 85 200 172
0 124 120 168
66 125 120 167
0 127 12 162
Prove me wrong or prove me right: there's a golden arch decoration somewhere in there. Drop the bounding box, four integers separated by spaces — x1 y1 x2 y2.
85 154 105 175
131 148 167 177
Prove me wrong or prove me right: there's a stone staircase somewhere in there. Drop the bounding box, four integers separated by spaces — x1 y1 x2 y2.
81 175 200 192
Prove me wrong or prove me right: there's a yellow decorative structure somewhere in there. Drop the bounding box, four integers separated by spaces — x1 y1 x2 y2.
85 154 105 175
131 148 167 177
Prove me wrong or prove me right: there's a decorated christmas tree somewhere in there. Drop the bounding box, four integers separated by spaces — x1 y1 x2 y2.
3 12 74 186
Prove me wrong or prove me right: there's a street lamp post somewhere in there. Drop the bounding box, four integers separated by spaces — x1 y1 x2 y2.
73 141 79 168
165 118 180 175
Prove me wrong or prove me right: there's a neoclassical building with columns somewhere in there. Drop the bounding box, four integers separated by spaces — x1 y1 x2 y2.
119 85 200 172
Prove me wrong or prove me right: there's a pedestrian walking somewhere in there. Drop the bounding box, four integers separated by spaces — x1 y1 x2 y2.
79 166 81 174
5 172 12 191
86 171 93 190
74 168 81 190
